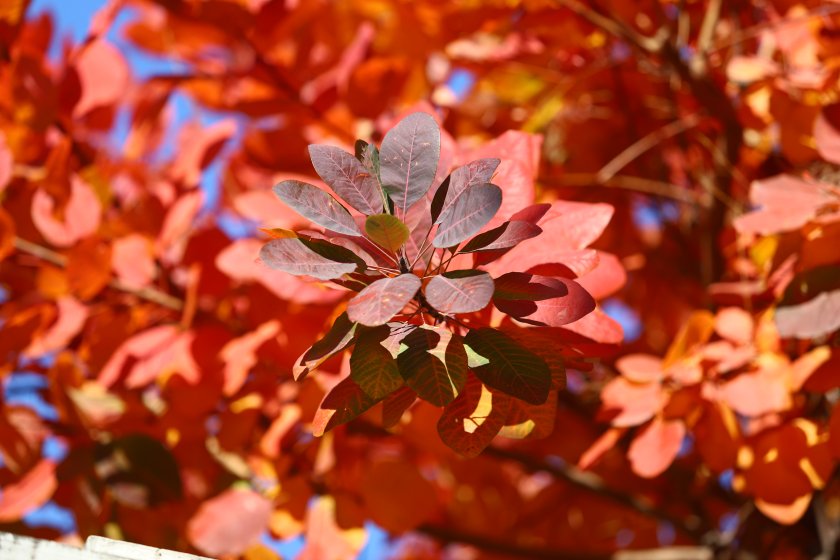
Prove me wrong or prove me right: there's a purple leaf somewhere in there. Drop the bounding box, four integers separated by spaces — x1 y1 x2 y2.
309 145 383 215
380 113 440 215
425 270 494 314
464 328 550 405
433 183 502 248
460 221 542 254
433 158 500 224
510 203 551 224
273 180 360 235
260 237 361 280
347 274 422 326
398 326 467 407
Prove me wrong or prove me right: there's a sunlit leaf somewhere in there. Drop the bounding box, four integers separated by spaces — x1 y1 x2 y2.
309 145 382 215
273 180 360 235
437 375 511 457
433 183 502 248
260 237 361 281
425 270 494 314
432 158 500 224
347 274 421 326
364 214 410 252
380 112 440 215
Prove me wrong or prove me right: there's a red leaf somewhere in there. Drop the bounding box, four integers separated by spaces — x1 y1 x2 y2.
578 427 625 470
187 489 272 557
600 377 665 427
112 234 155 289
0 460 57 522
221 320 281 396
627 418 685 478
24 297 88 357
616 354 663 383
72 39 130 118
31 177 102 247
437 375 511 457
98 325 181 388
361 459 438 532
170 119 236 187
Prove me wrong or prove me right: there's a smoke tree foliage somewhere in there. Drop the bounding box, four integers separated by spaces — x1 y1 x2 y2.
260 112 605 453
3 0 840 558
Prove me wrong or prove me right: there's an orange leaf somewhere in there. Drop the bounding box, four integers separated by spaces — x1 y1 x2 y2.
0 460 57 522
627 418 685 478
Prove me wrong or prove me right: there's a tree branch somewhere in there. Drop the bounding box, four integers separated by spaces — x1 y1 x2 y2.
13 237 184 311
484 446 706 542
544 173 701 204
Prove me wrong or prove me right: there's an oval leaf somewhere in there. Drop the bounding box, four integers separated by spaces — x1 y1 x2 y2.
425 270 494 314
309 145 382 215
397 326 468 406
347 274 421 326
493 272 569 301
365 214 410 252
495 276 595 327
433 183 502 248
294 313 357 380
461 221 542 253
273 180 360 235
351 327 404 399
380 113 440 215
464 328 550 405
433 158 500 224
312 377 381 436
260 237 360 280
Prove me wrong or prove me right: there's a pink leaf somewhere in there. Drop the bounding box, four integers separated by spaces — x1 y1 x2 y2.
600 377 665 427
187 489 272 557
715 307 754 346
31 178 102 247
72 39 130 118
98 325 181 388
718 365 792 417
24 297 89 357
627 418 685 478
575 251 626 300
0 460 57 522
221 320 281 396
112 234 155 289
169 119 237 187
616 354 663 383
0 132 11 194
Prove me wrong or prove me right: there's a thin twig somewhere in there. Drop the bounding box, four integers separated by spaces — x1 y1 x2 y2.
596 114 701 182
13 237 184 311
545 173 701 204
485 446 706 541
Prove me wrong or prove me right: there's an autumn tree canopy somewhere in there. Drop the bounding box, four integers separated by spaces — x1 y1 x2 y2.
1 0 840 558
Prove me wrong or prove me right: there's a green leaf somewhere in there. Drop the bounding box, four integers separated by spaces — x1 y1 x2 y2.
464 328 551 405
351 327 404 399
397 326 467 407
365 214 410 252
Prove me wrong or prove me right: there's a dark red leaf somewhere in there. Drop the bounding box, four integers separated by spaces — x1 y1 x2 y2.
398 326 467 406
437 374 511 457
460 220 542 254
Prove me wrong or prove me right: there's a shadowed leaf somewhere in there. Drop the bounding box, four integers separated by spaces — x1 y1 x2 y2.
465 328 550 405
398 326 468 406
437 375 511 457
312 377 381 436
351 326 404 399
294 313 356 380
